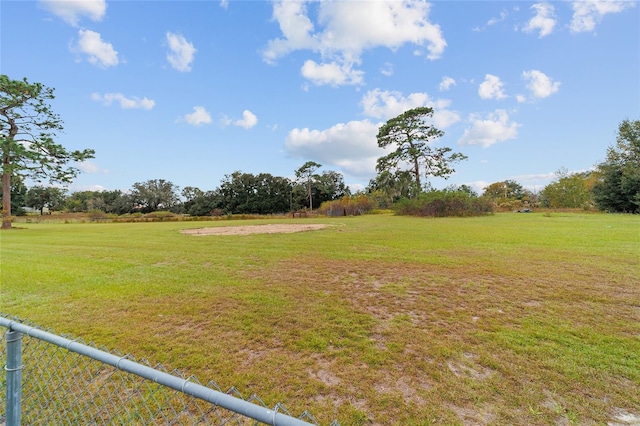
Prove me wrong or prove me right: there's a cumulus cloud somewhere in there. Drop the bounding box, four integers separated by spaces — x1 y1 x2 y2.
72 29 119 68
522 70 560 98
285 120 384 178
166 32 196 72
523 3 557 37
301 60 364 86
458 110 520 147
263 0 446 85
234 110 258 129
91 93 155 109
570 0 635 33
361 89 461 129
439 76 456 91
40 0 106 26
478 74 507 100
183 106 212 126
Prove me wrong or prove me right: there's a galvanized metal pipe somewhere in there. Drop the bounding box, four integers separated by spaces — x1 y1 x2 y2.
5 329 23 426
0 317 313 426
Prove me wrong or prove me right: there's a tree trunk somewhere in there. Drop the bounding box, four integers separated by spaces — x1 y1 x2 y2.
2 169 11 229
413 159 421 193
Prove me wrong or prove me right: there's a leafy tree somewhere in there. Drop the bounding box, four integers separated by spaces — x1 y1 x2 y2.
482 180 526 201
312 170 350 207
180 186 205 215
130 179 180 213
255 173 293 214
295 161 322 210
446 184 477 197
109 191 136 215
541 169 592 209
367 170 418 207
66 190 127 213
25 185 67 214
184 190 220 216
376 107 467 195
181 186 204 203
1 75 94 228
65 190 93 212
217 171 293 214
592 119 640 213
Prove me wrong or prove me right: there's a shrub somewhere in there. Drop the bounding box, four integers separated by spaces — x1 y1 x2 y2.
318 195 376 216
394 190 494 217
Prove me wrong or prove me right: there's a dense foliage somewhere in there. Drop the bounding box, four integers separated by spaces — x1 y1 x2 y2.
540 169 594 209
394 187 494 217
592 119 640 213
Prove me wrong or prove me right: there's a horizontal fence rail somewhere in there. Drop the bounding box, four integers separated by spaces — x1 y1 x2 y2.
0 315 339 426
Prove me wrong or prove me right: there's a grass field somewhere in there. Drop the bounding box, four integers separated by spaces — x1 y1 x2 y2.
1 213 639 425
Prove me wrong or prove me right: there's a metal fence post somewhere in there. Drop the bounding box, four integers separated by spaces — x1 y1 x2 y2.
5 329 23 426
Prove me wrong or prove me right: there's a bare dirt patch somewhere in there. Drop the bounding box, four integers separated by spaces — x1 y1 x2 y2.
181 223 329 236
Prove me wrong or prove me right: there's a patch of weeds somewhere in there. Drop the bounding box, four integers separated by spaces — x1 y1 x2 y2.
342 404 370 425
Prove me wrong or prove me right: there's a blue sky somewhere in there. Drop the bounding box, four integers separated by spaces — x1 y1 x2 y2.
2 0 638 195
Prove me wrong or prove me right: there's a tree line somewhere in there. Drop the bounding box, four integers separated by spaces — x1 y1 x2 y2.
6 166 350 217
2 75 639 228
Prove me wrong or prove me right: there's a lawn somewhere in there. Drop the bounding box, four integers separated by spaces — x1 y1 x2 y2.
1 213 639 425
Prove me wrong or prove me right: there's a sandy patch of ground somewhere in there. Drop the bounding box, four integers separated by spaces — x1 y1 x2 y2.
181 223 329 236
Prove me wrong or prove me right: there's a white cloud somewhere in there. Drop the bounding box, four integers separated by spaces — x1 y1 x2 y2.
262 1 319 63
570 1 635 33
219 0 229 9
76 161 107 174
72 29 119 68
40 0 106 26
439 76 456 91
263 0 446 85
474 9 508 31
361 89 461 129
465 180 491 194
488 10 508 26
71 184 108 192
91 93 155 109
458 110 520 147
380 62 394 77
473 9 508 31
523 3 557 37
183 106 212 126
285 120 384 178
166 32 196 72
478 74 507 100
511 171 557 182
234 110 258 129
301 60 364 86
522 70 560 98
516 94 527 103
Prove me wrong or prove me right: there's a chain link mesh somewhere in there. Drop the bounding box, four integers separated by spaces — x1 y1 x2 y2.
0 316 340 426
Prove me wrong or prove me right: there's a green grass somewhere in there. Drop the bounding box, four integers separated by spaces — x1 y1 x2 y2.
1 213 639 425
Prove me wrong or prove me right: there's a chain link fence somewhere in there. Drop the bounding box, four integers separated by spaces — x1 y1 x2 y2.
0 315 340 426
